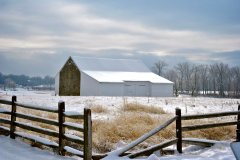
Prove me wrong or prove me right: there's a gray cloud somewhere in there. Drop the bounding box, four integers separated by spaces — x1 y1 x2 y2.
0 0 239 77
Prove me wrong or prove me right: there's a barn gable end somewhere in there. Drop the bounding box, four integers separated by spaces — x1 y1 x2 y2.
59 57 81 96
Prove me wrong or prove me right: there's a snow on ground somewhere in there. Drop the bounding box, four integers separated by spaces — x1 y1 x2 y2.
0 135 81 160
0 88 239 118
0 88 239 160
0 135 236 160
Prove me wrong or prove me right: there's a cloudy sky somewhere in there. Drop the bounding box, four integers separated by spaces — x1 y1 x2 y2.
0 0 240 77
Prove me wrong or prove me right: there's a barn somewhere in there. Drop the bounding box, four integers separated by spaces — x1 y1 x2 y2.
55 56 174 97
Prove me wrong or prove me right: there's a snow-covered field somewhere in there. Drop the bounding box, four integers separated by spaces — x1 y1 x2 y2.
0 88 239 160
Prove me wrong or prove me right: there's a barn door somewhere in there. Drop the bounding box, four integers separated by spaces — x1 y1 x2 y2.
137 85 148 97
124 84 136 96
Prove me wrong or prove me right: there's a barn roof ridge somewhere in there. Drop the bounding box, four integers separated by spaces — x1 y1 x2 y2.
71 56 141 61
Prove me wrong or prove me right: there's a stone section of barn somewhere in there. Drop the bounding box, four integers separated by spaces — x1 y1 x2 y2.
59 57 80 96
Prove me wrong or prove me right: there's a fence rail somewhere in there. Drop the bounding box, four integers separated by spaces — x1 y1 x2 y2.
0 96 92 160
176 104 240 153
182 111 240 120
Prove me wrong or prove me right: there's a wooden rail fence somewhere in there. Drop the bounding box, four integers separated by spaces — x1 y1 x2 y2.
0 95 92 160
1 95 239 159
96 104 240 159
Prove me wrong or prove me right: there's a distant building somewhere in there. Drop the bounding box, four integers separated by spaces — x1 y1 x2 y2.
55 56 174 97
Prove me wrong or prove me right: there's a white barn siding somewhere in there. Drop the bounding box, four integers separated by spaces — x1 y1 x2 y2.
80 71 99 96
151 83 174 97
55 73 59 95
99 83 124 96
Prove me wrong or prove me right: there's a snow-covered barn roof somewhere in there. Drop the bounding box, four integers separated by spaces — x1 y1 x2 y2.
71 56 150 72
63 56 173 84
82 71 173 83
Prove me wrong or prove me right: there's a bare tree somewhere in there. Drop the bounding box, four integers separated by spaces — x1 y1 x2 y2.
151 60 168 77
183 62 193 93
165 69 179 96
214 63 229 97
199 64 209 95
174 63 185 93
189 64 200 96
225 67 235 97
209 64 217 95
233 66 240 97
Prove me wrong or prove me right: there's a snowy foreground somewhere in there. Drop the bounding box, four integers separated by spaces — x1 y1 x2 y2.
0 89 239 160
0 135 236 160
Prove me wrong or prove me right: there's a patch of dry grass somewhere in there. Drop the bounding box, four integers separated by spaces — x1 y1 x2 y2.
92 113 175 153
90 104 108 113
91 113 237 153
122 102 166 114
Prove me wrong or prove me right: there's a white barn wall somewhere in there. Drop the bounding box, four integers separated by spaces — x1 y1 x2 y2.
55 73 59 95
151 83 174 97
80 71 99 96
99 83 124 96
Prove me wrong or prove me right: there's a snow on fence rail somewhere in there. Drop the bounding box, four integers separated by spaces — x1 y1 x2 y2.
0 96 92 160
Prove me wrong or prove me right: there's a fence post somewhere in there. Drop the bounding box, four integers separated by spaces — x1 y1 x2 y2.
84 106 92 160
176 107 182 153
58 100 65 156
237 105 240 141
10 95 17 139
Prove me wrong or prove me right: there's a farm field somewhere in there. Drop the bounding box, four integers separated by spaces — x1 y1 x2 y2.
0 89 239 160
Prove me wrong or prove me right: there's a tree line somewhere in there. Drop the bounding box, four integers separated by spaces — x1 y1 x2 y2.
151 61 240 98
0 72 55 88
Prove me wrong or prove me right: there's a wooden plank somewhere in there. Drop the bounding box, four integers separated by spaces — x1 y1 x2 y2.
182 121 240 132
58 101 66 156
15 132 59 148
16 112 59 126
0 126 10 135
182 138 215 147
236 105 240 141
128 138 178 158
176 107 182 153
182 111 240 120
64 146 84 158
0 108 11 114
14 121 59 138
0 98 12 105
10 96 16 139
15 102 58 113
0 117 11 125
64 134 84 145
63 122 84 132
92 154 107 160
84 106 92 160
64 111 84 119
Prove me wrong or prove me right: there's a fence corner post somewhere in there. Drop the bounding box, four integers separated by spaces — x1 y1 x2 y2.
237 105 240 141
84 106 92 160
58 100 65 156
176 107 182 153
10 95 17 139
